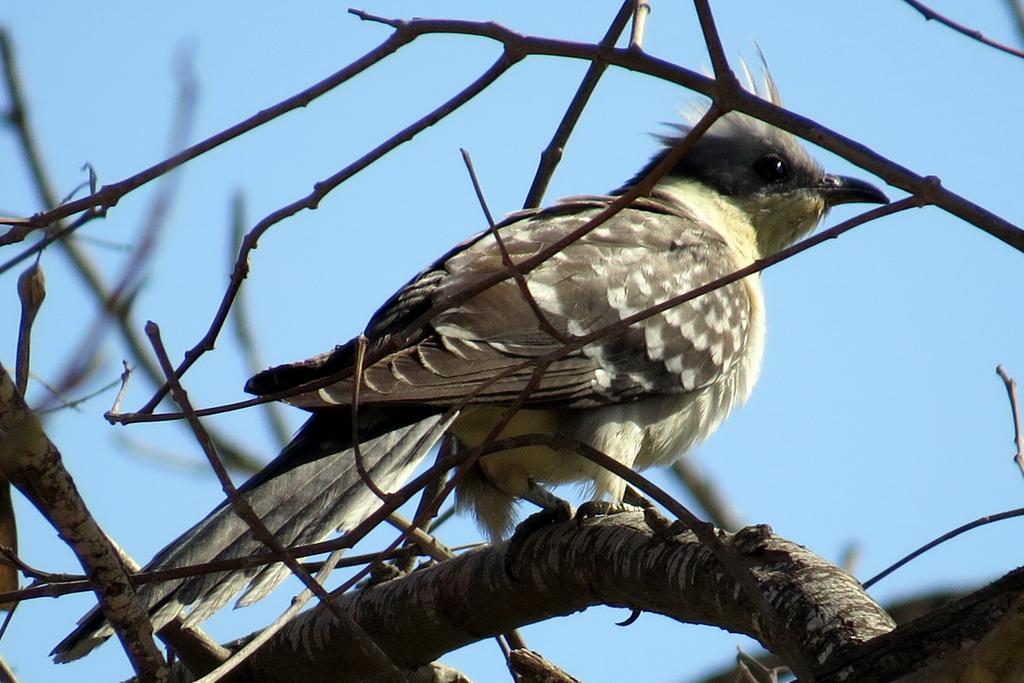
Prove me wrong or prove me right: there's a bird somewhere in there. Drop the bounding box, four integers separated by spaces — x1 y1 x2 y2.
53 70 888 661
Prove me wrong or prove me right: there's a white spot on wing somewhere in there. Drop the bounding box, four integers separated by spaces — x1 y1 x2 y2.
526 280 566 316
628 269 653 297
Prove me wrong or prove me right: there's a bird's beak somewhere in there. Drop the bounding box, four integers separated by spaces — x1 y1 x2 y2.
818 174 889 207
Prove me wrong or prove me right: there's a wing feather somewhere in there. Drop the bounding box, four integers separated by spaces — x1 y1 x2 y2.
250 196 751 411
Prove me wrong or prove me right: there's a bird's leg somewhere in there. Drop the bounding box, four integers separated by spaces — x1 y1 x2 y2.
521 478 574 515
515 479 574 535
622 484 654 509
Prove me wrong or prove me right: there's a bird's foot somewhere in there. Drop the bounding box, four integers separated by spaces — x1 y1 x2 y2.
642 506 689 542
575 499 647 528
503 499 573 580
359 560 405 588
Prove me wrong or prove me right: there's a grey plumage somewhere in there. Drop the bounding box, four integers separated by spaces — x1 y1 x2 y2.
53 73 888 662
54 411 455 661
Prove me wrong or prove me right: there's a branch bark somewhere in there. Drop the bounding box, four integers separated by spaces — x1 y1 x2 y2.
217 514 892 682
181 514 1024 683
0 365 169 681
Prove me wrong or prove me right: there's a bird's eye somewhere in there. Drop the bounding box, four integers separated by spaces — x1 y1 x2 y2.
752 154 789 183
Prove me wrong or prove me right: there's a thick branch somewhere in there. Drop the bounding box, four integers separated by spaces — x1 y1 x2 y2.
0 365 168 681
222 515 891 682
821 571 1024 682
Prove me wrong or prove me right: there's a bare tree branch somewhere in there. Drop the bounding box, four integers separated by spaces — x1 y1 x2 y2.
7 15 1018 262
219 515 897 682
693 1 735 85
901 0 1024 59
463 149 571 344
996 365 1024 478
0 29 261 473
44 46 199 406
0 655 19 683
523 0 634 209
134 51 519 416
0 23 434 241
4 7 1021 680
0 365 169 680
14 263 44 396
863 507 1024 589
226 192 291 448
145 321 400 678
628 0 650 50
183 514 1024 682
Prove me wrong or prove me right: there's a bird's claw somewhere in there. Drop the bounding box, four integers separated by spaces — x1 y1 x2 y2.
576 500 643 528
503 500 573 580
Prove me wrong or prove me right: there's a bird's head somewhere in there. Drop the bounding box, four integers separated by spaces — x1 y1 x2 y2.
622 68 889 258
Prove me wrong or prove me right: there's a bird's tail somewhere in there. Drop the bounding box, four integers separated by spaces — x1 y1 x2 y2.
52 409 455 662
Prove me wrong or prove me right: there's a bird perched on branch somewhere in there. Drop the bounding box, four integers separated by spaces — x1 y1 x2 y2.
54 71 887 661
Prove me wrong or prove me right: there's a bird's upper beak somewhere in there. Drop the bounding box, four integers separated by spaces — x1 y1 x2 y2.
818 174 889 207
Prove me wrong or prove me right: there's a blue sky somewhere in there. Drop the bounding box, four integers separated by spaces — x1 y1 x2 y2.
2 2 1023 681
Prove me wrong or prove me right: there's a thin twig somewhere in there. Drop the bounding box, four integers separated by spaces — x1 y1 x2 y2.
0 31 261 472
144 321 399 676
996 365 1024 479
461 149 571 344
0 210 108 279
484 432 815 680
426 505 456 533
0 653 19 683
0 608 13 649
386 513 454 562
193 549 349 683
46 46 198 405
0 545 83 583
14 263 45 395
862 507 1024 589
523 0 634 209
227 192 292 447
135 51 520 416
0 544 427 606
402 447 452 570
112 194 915 430
693 0 736 89
5 16 1021 256
901 0 1024 59
629 0 651 50
109 361 132 416
36 371 125 416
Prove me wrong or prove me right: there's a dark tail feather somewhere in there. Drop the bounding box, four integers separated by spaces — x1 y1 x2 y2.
52 410 455 662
